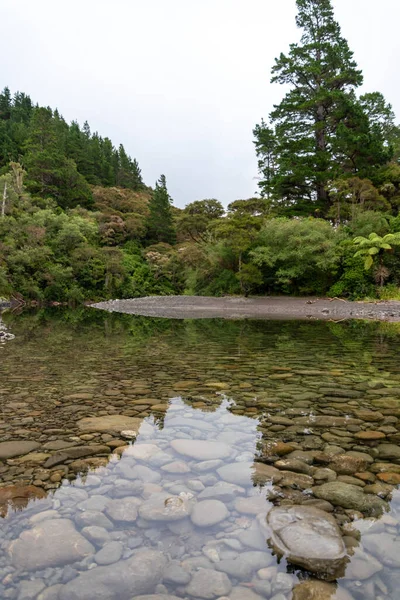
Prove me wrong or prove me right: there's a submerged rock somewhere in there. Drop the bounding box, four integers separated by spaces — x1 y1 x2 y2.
8 518 94 570
292 580 355 600
313 482 388 516
190 499 229 527
139 492 193 521
215 551 273 580
170 439 232 460
259 505 347 580
105 497 141 523
186 568 232 598
59 550 167 600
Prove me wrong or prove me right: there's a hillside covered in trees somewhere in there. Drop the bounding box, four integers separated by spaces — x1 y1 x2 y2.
2 0 400 303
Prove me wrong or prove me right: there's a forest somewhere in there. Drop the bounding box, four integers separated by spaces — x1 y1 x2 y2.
1 0 400 304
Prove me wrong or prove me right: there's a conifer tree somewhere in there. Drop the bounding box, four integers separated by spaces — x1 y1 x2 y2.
146 174 176 244
116 144 143 190
101 138 116 186
0 88 12 120
253 120 277 201
254 0 390 213
24 107 92 208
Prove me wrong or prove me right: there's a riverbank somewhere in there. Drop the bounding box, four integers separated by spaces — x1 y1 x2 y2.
91 295 400 321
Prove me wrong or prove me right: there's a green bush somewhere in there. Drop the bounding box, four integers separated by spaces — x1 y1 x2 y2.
328 255 375 299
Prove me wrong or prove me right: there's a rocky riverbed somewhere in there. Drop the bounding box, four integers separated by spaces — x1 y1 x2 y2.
1 311 400 599
92 295 400 322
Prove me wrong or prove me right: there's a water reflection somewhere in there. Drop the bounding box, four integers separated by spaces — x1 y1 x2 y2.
1 309 400 599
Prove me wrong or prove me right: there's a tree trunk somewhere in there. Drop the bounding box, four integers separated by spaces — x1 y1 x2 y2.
1 182 7 218
316 180 328 207
315 103 329 209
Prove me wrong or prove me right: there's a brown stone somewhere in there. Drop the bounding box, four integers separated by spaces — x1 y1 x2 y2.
262 441 295 457
354 431 386 441
277 471 314 490
353 410 384 422
151 404 169 411
292 580 354 600
354 472 375 483
62 393 93 401
77 415 142 434
173 381 199 389
377 472 400 485
328 455 368 475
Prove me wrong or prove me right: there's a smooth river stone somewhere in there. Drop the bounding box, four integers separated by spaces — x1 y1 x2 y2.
95 541 123 566
354 431 386 441
312 482 388 516
186 568 232 599
8 518 94 570
77 415 142 434
105 498 141 523
377 443 400 460
260 506 347 581
123 443 161 460
0 441 40 459
217 462 281 487
215 551 274 580
327 455 369 476
190 499 229 527
170 439 232 461
292 580 355 600
161 460 191 473
59 550 167 600
198 481 245 502
139 493 193 521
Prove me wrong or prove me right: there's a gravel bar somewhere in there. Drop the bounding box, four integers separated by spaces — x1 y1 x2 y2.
90 295 400 321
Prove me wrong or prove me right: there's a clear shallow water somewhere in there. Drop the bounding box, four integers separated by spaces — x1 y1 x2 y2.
1 310 400 599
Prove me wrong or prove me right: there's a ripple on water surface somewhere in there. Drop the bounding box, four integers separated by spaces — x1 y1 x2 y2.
1 310 400 599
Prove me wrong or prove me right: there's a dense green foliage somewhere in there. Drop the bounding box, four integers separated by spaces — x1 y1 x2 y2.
1 0 400 303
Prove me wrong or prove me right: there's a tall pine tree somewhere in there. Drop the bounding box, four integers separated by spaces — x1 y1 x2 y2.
254 0 390 214
116 144 143 190
146 174 175 244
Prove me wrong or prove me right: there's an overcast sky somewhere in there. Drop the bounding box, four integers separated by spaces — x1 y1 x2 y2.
2 0 400 207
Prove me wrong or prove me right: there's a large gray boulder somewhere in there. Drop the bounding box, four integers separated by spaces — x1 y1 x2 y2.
258 505 347 581
170 439 232 460
8 519 94 571
59 550 167 600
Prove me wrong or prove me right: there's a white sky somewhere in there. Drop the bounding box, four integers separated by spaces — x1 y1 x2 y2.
1 0 400 207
